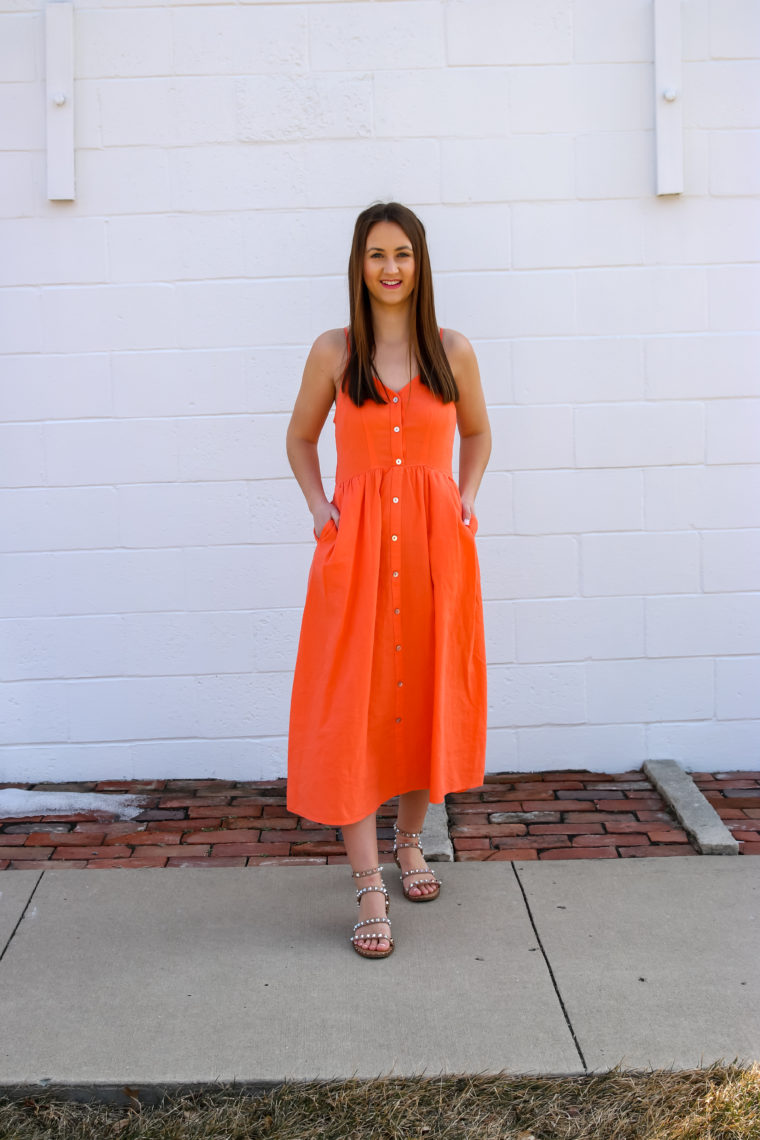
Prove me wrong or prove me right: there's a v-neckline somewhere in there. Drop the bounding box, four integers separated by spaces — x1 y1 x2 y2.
377 373 419 395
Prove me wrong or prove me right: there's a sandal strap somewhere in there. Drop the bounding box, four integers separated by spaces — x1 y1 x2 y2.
400 867 440 883
352 916 392 934
355 884 388 902
393 826 422 838
394 840 423 850
351 865 383 879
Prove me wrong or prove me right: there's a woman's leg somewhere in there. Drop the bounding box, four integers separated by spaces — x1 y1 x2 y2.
342 810 391 953
395 788 438 898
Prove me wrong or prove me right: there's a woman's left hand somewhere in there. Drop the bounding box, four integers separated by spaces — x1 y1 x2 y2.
460 497 476 526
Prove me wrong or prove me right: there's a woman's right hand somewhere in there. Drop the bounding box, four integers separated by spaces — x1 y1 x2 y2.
312 501 340 537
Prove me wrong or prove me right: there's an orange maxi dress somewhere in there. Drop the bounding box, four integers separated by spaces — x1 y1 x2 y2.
286 330 487 826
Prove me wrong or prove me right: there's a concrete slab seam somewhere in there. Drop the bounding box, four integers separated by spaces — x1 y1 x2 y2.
0 870 44 965
643 759 740 856
510 862 588 1074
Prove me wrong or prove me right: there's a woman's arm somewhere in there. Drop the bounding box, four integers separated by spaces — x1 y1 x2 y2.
286 329 345 533
444 329 492 522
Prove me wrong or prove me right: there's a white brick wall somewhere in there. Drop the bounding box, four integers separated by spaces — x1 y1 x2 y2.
1 0 758 781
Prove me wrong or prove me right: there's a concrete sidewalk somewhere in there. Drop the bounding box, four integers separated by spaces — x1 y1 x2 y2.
0 857 758 1101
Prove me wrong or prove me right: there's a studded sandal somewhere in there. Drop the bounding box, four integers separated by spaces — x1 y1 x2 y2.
393 824 441 902
349 866 394 959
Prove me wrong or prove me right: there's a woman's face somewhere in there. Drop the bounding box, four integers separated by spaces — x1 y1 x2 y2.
362 220 416 306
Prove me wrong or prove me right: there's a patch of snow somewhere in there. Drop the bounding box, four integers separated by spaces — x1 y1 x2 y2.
0 789 150 820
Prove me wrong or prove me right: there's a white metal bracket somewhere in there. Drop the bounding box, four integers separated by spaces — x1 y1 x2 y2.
46 0 75 200
654 0 683 195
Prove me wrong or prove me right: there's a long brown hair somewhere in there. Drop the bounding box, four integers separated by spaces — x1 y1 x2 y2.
342 202 459 406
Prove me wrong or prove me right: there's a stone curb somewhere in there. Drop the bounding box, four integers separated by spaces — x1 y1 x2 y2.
643 759 740 855
422 800 454 862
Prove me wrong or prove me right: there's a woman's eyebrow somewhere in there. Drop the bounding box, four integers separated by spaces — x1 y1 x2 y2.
366 245 413 252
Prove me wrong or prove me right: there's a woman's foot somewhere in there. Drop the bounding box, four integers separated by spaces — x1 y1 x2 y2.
352 869 393 955
393 825 441 900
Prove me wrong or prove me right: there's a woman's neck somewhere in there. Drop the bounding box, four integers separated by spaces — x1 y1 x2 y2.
368 300 412 348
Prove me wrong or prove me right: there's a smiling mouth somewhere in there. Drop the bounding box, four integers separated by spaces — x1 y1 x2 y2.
381 281 402 288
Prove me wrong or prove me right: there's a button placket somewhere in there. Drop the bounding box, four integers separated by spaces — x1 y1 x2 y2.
389 388 404 725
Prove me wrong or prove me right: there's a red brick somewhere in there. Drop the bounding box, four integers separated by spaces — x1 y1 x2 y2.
0 834 28 846
530 781 585 790
739 843 760 855
0 860 8 869
715 796 760 808
290 841 346 855
522 799 594 812
88 857 168 869
454 851 491 861
261 804 297 818
634 810 678 823
326 855 352 864
166 856 246 867
574 833 649 846
283 829 338 842
254 818 299 831
53 845 132 859
561 812 637 823
733 830 760 842
556 790 625 801
298 819 338 829
182 828 260 844
249 856 327 866
448 812 491 826
712 807 751 820
25 831 105 846
620 846 697 857
645 828 690 843
0 845 53 859
450 824 527 838
257 832 298 846
449 801 515 814
597 798 662 812
452 838 491 850
745 810 760 819
204 842 267 856
528 823 605 835
446 792 484 802
584 781 650 791
485 849 538 861
94 780 165 792
74 821 140 835
159 797 230 808
10 859 87 869
243 841 292 857
187 804 263 818
230 796 287 806
540 847 619 859
116 831 180 846
135 809 186 821
35 812 117 823
492 836 571 849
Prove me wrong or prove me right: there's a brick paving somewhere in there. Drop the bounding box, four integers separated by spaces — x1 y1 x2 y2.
0 769 758 869
691 771 760 856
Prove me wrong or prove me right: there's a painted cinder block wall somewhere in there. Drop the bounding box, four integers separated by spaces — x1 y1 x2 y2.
1 0 759 782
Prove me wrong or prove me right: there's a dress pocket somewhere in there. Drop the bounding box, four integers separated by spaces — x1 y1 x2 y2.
314 516 338 541
460 512 479 537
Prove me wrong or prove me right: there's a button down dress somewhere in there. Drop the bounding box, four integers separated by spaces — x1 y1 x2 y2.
286 330 487 826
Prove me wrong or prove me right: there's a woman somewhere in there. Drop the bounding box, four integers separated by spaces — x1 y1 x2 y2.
286 202 491 959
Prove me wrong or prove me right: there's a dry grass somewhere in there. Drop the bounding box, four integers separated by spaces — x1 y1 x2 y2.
1 1062 759 1140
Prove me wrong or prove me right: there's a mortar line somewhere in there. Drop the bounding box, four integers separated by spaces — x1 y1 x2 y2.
0 871 44 965
510 862 588 1073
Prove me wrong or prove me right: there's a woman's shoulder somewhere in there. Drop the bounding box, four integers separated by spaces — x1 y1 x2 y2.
309 327 348 371
440 327 476 364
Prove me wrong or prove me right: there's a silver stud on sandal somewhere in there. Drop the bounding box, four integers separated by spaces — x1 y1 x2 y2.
393 824 441 902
